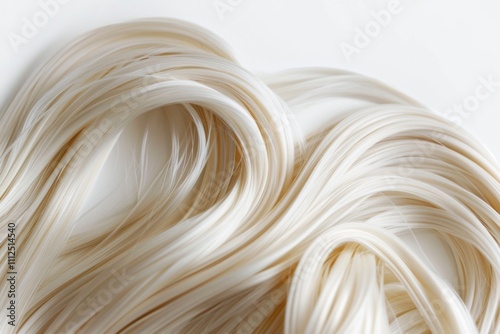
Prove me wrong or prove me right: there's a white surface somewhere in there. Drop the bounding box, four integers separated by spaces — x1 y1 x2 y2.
1 0 499 305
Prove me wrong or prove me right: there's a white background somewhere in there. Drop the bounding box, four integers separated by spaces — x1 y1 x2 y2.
1 0 499 296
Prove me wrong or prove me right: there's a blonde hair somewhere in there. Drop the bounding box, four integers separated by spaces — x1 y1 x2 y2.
1 18 499 334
